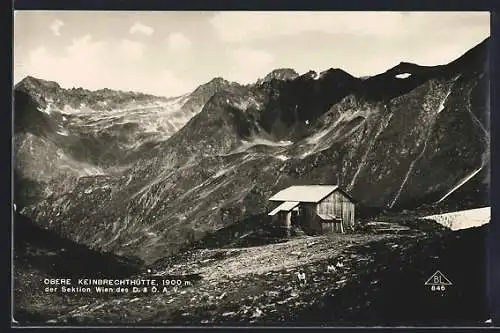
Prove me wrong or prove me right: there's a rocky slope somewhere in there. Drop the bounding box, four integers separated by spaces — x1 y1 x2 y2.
14 38 490 264
14 214 490 326
256 68 299 85
14 76 235 206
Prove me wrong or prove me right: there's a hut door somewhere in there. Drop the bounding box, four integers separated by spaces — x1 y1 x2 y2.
346 209 351 230
291 210 298 227
340 200 347 230
285 212 292 229
298 206 306 228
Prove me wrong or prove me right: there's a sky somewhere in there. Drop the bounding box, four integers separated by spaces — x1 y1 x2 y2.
14 11 490 97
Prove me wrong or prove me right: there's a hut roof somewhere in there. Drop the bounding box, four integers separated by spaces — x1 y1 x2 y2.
268 201 300 216
269 185 340 203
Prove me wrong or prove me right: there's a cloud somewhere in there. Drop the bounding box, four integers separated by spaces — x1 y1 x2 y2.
225 47 275 84
129 22 154 36
166 32 192 52
14 34 195 97
20 35 110 88
49 19 65 36
152 70 197 96
119 39 145 61
209 11 490 42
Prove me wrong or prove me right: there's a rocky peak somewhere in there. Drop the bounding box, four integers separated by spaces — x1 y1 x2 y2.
15 76 61 92
319 68 355 80
300 70 318 80
257 68 299 84
191 77 234 97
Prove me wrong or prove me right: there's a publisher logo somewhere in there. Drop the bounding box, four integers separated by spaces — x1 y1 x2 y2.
425 270 452 292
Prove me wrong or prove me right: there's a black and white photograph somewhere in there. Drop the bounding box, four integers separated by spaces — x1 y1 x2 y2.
12 11 492 327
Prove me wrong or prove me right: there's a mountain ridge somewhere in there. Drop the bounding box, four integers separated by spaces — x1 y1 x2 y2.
14 37 490 263
15 37 489 110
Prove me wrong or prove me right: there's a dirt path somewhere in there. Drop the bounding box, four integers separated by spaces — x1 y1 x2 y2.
155 233 395 281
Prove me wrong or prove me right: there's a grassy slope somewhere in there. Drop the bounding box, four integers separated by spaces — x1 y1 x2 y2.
13 212 143 324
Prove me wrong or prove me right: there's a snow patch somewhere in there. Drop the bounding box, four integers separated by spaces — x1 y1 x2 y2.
213 166 234 178
230 137 293 154
306 128 330 144
232 97 261 110
422 207 490 231
438 75 461 114
60 94 194 145
300 110 367 159
56 128 69 136
78 165 105 177
437 166 483 203
395 73 412 79
300 150 313 159
437 90 452 114
61 105 81 115
304 109 367 146
38 107 52 115
275 155 289 161
350 112 394 191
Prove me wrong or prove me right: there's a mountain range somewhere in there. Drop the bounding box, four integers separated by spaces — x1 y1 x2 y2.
14 38 490 264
